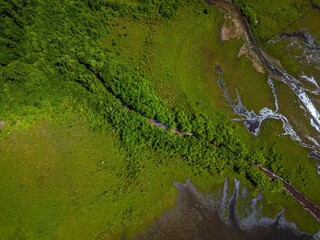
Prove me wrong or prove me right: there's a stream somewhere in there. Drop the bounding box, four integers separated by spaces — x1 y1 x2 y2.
208 0 320 162
215 66 320 155
129 1 320 238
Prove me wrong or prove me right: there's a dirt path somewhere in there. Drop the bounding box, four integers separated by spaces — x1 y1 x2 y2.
206 0 320 223
205 0 286 76
259 166 320 222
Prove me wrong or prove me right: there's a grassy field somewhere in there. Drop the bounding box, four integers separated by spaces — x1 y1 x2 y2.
103 4 221 115
97 0 320 234
2 119 318 239
0 120 128 239
1 0 320 238
0 119 230 239
263 8 320 82
235 0 311 43
103 3 275 115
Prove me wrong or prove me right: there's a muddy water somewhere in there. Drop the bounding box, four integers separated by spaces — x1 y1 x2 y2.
134 180 315 240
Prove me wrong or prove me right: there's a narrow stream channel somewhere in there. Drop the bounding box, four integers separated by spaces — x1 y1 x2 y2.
208 0 320 161
215 66 320 154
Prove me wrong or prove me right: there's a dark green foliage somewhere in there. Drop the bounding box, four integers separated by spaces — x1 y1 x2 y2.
266 145 284 173
175 110 192 132
158 0 180 19
246 166 282 192
0 0 278 190
234 158 248 174
235 2 257 24
0 0 319 237
137 0 187 19
0 0 38 65
97 61 175 125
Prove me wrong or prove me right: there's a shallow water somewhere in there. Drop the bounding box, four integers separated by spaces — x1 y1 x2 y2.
134 179 316 240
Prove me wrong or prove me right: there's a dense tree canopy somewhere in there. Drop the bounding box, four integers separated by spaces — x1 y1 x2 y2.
0 0 284 192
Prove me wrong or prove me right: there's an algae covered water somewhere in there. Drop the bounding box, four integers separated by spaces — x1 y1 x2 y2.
134 179 318 240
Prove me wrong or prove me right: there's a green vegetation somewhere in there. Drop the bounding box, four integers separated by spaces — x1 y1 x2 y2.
1 0 320 238
234 0 311 42
0 0 267 188
0 120 228 239
237 117 320 232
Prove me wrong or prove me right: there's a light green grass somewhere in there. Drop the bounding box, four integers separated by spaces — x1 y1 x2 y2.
1 0 320 238
235 0 311 42
0 119 228 239
104 4 275 115
263 9 320 84
104 4 220 115
237 117 320 232
101 2 320 233
0 120 126 239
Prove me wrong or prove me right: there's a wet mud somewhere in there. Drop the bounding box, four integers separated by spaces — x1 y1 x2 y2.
134 179 317 240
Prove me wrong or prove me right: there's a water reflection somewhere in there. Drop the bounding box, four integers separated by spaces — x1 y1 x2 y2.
134 179 317 240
